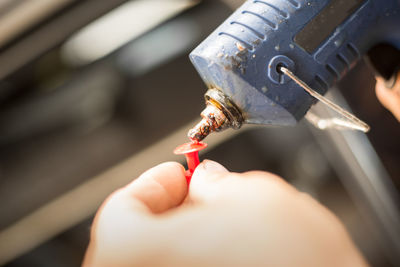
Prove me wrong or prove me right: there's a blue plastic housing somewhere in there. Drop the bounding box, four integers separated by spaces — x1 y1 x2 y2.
190 0 400 126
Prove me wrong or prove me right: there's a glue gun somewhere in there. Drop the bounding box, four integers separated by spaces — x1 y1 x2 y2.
188 0 400 141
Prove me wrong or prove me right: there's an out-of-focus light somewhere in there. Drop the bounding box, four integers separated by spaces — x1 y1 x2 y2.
61 0 199 66
0 0 74 47
117 17 199 76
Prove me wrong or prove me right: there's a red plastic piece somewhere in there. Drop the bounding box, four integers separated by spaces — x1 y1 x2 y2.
174 142 207 186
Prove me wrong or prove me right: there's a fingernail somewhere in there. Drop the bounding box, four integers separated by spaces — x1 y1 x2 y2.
201 160 228 172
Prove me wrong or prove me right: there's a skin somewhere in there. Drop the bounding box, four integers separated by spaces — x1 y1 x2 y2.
81 74 400 266
375 72 400 122
83 160 368 267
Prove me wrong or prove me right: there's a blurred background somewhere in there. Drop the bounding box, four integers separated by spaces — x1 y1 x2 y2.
0 0 399 266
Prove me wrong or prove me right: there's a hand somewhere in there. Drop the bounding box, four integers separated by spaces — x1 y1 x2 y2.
375 72 400 122
83 161 367 267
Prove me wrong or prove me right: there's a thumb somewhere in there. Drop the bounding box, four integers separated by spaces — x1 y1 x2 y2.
191 160 229 185
189 160 233 203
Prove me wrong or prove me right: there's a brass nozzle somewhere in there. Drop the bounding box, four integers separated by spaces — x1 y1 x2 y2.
188 89 244 142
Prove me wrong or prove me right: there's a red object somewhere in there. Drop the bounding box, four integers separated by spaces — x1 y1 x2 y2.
174 142 207 185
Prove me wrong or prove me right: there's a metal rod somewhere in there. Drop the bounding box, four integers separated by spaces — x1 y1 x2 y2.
280 66 370 132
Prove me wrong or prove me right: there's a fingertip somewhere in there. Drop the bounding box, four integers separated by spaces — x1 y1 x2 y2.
123 161 188 213
375 77 386 91
154 161 186 179
191 160 228 184
198 159 228 173
375 75 384 83
157 161 188 196
189 160 234 202
375 78 393 108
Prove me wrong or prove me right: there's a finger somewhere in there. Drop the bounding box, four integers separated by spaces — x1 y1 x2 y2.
189 159 238 203
189 160 295 204
85 163 187 267
190 160 229 189
375 77 392 107
85 162 187 262
375 75 400 121
122 161 188 214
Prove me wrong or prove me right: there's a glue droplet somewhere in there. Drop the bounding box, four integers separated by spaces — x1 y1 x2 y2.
174 142 207 155
174 142 207 186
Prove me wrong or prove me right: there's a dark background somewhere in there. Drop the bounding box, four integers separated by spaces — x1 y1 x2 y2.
0 0 399 266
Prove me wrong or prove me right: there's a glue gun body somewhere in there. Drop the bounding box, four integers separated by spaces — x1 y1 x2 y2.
188 0 400 141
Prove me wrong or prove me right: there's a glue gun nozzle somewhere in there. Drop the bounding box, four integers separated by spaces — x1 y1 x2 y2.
187 105 227 142
188 118 213 142
188 89 244 142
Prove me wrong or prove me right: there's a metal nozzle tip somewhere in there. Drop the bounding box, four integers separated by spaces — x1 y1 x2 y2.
188 88 244 142
187 118 212 142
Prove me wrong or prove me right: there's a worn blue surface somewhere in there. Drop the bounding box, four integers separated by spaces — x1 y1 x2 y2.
190 0 400 126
